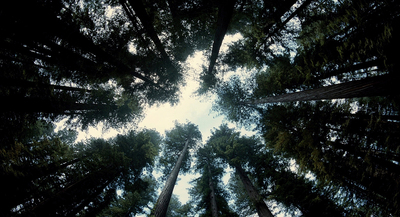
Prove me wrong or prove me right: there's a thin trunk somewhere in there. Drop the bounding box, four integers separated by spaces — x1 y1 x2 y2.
27 165 119 215
245 74 397 104
123 0 178 76
65 179 115 217
260 0 312 51
316 59 384 82
207 0 236 75
152 139 190 217
0 96 117 114
0 77 91 93
234 164 274 217
207 163 218 217
329 140 400 172
262 0 301 39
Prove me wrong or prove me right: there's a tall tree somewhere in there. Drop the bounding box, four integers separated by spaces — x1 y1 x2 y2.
209 124 274 217
152 122 202 217
210 124 347 216
98 176 159 217
1 128 161 216
190 145 238 217
200 0 236 93
246 74 398 104
260 100 400 216
1 0 193 134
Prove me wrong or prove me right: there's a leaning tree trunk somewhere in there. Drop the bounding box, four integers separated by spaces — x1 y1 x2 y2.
207 163 219 217
123 0 178 76
152 139 190 217
244 74 397 104
234 164 274 217
207 0 236 75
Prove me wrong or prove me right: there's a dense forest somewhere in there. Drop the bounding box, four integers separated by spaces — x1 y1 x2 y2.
1 0 399 216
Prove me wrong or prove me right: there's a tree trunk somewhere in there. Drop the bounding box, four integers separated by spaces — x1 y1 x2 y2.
263 0 313 42
123 0 178 76
207 0 236 75
28 165 119 216
234 164 274 217
208 163 218 217
0 96 118 114
0 77 91 93
245 74 397 104
152 139 190 217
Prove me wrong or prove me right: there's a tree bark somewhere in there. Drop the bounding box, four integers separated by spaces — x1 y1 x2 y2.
0 77 91 93
208 163 219 217
123 0 178 76
263 0 312 43
207 0 236 75
0 96 117 114
234 164 274 217
152 139 190 217
244 74 397 104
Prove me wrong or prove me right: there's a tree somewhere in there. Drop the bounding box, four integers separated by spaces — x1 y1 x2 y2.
1 0 196 133
190 145 238 217
152 122 202 217
209 124 347 217
209 124 274 217
119 0 181 83
212 75 260 128
260 100 400 216
1 128 161 216
198 0 310 93
213 0 400 109
246 74 398 104
245 143 346 217
199 0 236 93
165 194 193 217
98 176 158 217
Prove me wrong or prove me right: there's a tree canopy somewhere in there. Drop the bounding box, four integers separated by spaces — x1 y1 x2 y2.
1 0 399 216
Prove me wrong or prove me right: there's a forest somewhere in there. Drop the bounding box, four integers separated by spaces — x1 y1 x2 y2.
1 0 399 216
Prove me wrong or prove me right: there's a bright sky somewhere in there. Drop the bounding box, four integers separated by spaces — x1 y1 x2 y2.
67 34 255 208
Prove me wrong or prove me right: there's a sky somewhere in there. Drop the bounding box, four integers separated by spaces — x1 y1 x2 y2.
70 35 256 207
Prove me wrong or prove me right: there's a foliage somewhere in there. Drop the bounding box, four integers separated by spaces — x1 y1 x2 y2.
189 144 238 217
2 0 400 216
0 124 160 216
260 100 400 216
159 122 202 179
213 75 261 128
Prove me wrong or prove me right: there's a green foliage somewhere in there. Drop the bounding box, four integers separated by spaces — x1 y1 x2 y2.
99 176 158 217
2 0 400 216
227 173 256 216
213 76 260 128
260 100 400 216
0 124 160 216
165 194 193 217
159 121 202 178
189 144 238 217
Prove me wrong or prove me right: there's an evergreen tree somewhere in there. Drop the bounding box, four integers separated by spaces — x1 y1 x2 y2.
260 100 400 215
190 145 238 217
152 122 202 217
1 128 160 216
208 124 274 217
98 176 158 217
165 194 193 217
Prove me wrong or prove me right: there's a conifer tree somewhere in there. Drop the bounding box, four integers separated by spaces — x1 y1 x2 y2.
1 128 160 216
209 125 274 217
260 100 400 215
152 122 201 217
190 145 238 217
